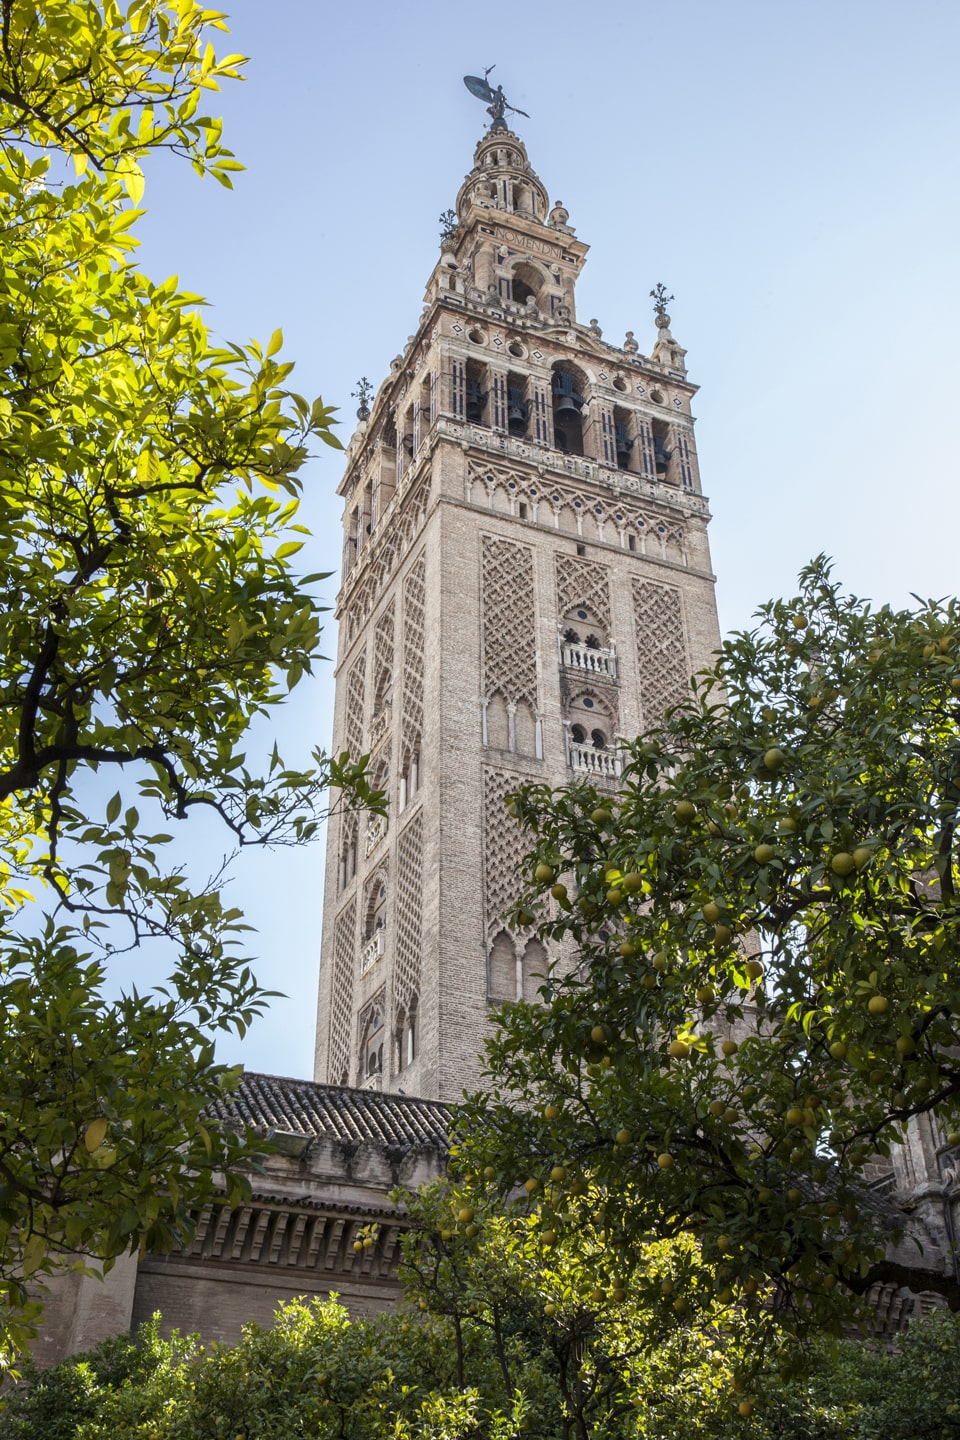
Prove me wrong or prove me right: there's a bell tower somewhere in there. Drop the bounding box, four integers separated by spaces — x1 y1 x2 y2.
313 111 722 1103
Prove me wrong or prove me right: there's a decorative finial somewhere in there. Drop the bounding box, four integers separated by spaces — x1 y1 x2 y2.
352 377 373 421
650 283 674 328
438 208 458 243
463 67 530 132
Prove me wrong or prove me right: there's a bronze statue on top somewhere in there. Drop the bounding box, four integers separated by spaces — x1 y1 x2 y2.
463 67 529 132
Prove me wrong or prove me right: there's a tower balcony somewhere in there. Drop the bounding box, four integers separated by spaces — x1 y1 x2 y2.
369 702 391 749
360 930 384 975
365 812 388 858
568 742 622 779
560 639 617 679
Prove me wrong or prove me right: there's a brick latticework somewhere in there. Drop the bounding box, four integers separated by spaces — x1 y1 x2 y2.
482 765 529 938
466 458 685 559
394 811 423 1017
328 901 356 1086
556 553 611 629
343 479 430 644
372 601 395 710
400 556 425 767
344 653 366 758
481 536 538 705
632 578 689 725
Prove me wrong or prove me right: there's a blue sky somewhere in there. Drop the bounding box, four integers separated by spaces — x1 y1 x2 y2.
126 0 960 1077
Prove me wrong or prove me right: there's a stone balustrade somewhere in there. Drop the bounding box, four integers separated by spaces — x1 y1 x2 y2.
360 930 384 975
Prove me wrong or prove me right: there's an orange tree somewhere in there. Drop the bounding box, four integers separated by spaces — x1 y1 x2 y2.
463 560 960 1333
0 3 378 1359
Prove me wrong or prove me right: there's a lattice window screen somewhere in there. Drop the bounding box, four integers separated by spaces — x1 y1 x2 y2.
481 537 538 705
328 900 357 1085
482 765 529 937
345 652 366 757
373 601 395 707
632 579 689 724
394 811 423 1016
401 556 426 765
555 555 611 629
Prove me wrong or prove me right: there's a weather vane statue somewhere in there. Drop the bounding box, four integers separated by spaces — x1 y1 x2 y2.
463 66 529 133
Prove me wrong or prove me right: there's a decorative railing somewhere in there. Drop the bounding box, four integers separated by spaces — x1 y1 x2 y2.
360 930 384 975
568 743 622 779
561 641 617 679
369 703 391 748
361 1072 383 1092
365 812 388 857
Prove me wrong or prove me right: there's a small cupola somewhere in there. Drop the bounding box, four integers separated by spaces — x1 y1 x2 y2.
455 130 549 223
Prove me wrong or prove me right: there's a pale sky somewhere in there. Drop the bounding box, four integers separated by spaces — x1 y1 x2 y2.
124 0 960 1077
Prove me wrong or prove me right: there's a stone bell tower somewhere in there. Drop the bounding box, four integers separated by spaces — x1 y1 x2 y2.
313 117 722 1103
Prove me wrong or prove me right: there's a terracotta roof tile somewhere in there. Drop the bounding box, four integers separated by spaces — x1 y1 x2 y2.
211 1072 451 1151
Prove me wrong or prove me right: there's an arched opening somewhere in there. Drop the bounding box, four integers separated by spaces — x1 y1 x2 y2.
566 691 617 775
399 747 420 809
359 1000 385 1080
506 370 528 438
510 261 544 308
559 605 615 678
378 416 398 513
551 364 586 456
338 813 358 891
465 358 488 425
613 406 635 471
394 999 418 1071
364 870 388 941
418 373 433 448
652 418 674 481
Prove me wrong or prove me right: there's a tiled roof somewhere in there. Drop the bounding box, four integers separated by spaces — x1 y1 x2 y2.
210 1072 451 1151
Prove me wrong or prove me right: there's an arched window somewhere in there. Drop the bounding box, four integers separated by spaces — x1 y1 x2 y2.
339 813 358 891
400 1001 418 1067
358 996 385 1085
364 869 388 940
399 747 420 809
591 728 607 750
488 929 518 1003
570 723 586 744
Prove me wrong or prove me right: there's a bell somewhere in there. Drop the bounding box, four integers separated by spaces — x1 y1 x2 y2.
552 370 584 414
554 391 581 416
507 389 527 430
466 380 487 422
654 435 672 470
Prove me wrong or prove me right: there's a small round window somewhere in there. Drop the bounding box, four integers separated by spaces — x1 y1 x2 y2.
582 696 595 709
